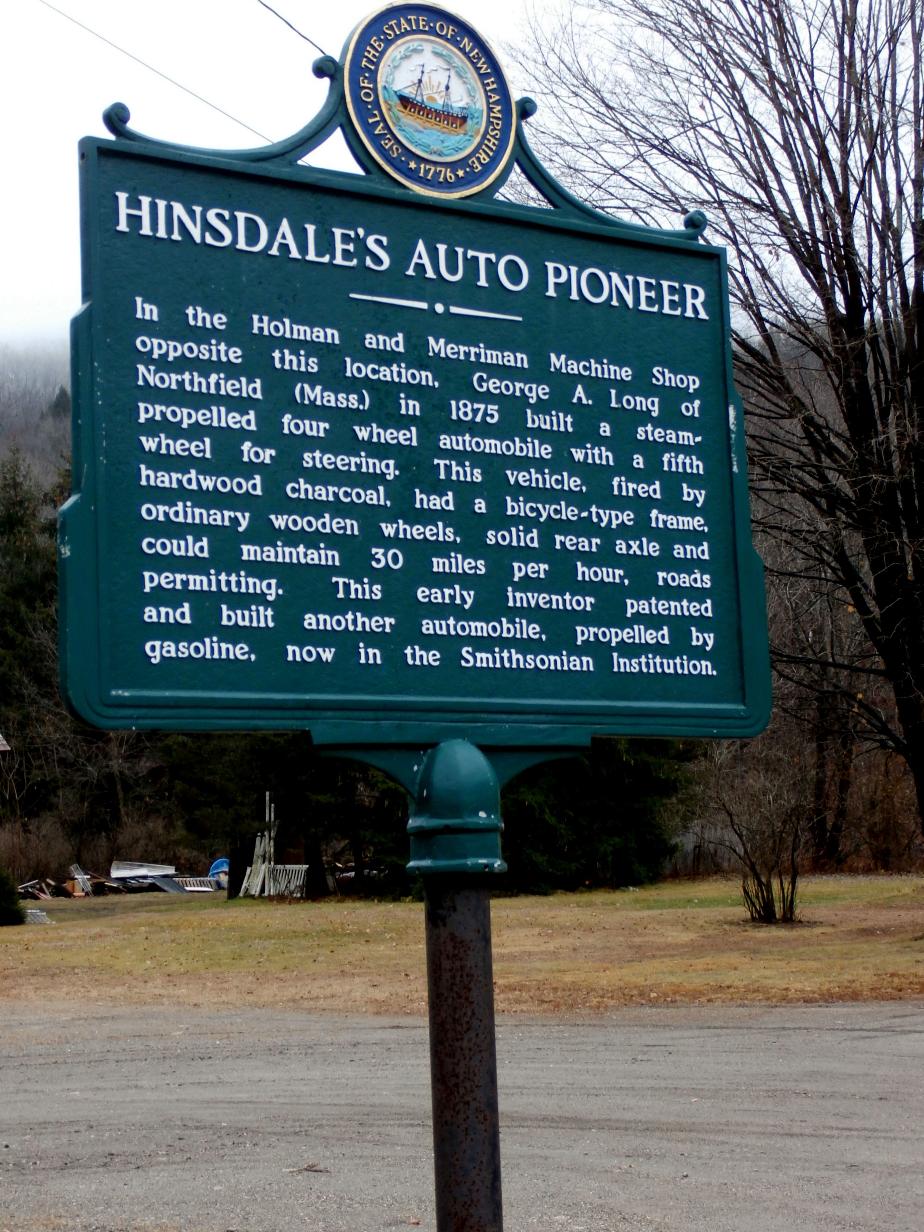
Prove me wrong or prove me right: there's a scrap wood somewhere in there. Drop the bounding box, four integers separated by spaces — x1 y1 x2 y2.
80 869 123 895
17 878 69 900
69 864 94 896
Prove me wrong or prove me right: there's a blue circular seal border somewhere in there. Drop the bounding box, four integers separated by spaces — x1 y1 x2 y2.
343 4 516 199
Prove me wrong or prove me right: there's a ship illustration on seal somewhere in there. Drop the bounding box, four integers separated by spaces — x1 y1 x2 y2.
395 64 469 133
380 37 485 161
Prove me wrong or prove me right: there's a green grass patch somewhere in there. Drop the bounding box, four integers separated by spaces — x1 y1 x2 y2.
4 875 923 1013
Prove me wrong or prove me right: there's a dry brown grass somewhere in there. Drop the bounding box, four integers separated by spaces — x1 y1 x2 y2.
3 876 923 1014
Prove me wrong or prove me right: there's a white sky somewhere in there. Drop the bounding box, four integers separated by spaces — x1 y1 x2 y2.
1 0 548 345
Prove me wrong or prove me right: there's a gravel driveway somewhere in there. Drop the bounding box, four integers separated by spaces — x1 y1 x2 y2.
2 1002 922 1231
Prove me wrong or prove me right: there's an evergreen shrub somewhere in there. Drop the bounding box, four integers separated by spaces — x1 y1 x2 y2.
0 866 25 925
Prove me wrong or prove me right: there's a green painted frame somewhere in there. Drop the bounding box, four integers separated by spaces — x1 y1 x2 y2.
60 55 770 750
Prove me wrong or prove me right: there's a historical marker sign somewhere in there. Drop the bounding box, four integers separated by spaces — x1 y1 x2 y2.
61 4 769 745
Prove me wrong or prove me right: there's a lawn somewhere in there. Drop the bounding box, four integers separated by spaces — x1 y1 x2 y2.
3 875 923 1013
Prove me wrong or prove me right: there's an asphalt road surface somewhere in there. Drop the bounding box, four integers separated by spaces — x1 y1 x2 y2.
1 1002 922 1232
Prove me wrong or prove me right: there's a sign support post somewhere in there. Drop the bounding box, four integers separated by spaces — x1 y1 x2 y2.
423 881 503 1232
408 740 506 1232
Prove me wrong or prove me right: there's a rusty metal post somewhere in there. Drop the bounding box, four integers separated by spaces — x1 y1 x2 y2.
424 882 502 1231
407 740 506 1232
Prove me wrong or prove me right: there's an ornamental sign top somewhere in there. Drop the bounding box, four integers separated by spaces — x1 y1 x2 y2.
343 4 516 198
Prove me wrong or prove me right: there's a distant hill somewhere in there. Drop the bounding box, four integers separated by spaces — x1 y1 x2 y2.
0 342 70 481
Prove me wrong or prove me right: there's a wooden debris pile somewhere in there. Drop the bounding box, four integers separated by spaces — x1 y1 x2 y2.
17 865 126 899
18 861 224 900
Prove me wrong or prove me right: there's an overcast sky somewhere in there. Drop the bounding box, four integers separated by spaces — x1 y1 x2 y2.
1 0 548 347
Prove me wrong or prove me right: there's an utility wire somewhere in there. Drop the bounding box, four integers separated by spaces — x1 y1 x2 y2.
34 0 272 142
255 0 330 58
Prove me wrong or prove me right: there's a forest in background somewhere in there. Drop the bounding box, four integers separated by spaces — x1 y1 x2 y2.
1 336 920 904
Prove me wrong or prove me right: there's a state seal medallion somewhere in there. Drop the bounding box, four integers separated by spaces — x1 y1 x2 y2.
343 4 516 198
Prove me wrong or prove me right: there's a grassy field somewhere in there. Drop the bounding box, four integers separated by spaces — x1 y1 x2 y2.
3 876 923 1014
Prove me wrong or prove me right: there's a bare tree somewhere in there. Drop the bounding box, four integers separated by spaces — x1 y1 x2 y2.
517 0 924 825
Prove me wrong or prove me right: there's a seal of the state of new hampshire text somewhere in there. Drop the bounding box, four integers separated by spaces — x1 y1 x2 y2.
343 4 516 198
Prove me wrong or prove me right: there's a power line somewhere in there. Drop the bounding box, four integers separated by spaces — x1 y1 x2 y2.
255 0 329 58
34 0 271 142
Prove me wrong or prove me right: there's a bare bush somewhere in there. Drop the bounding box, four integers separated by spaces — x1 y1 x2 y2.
0 815 72 884
695 728 810 922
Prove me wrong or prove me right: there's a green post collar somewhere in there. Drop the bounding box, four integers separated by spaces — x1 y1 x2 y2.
407 740 506 876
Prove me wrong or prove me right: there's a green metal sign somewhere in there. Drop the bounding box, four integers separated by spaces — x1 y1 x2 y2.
61 12 769 747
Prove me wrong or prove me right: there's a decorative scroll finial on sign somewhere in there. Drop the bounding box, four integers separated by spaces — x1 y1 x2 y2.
102 3 707 241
